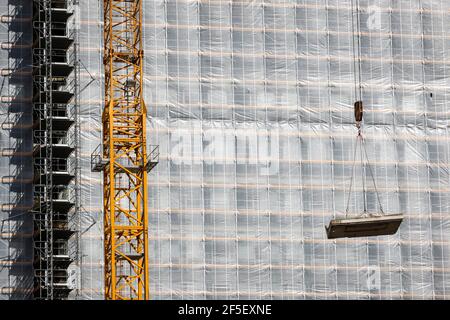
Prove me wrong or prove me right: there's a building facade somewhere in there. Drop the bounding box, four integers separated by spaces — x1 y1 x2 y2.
1 0 450 299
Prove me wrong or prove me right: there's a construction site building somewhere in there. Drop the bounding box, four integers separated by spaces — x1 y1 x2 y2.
0 0 449 299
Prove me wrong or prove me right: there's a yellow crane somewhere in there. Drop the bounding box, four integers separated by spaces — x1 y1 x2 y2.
92 0 158 300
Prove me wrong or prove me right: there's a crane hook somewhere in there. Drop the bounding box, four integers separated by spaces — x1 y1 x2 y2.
354 100 363 134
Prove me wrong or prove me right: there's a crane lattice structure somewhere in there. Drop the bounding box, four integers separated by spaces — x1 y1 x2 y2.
91 0 158 300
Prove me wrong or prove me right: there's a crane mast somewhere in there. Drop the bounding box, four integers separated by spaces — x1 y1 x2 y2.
102 0 150 300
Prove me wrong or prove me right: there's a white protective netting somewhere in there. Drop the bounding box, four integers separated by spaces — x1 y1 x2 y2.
1 0 450 299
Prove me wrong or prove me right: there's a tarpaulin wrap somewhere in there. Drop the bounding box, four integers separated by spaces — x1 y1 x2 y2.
1 0 450 299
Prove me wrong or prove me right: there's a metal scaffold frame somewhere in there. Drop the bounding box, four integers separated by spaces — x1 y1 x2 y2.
32 0 79 300
94 0 157 300
32 0 54 300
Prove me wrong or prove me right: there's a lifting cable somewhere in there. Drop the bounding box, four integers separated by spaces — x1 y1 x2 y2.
345 0 384 218
351 0 363 103
345 123 385 217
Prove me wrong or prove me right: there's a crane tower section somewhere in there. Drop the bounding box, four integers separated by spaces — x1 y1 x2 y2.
92 0 158 300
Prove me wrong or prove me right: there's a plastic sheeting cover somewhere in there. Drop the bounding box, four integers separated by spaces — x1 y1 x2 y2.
1 0 450 299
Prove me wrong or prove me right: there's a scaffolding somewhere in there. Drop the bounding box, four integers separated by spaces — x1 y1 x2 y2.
91 0 158 300
1 0 450 300
31 0 79 300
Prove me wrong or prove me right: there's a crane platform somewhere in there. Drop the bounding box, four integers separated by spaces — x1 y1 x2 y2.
325 214 403 239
